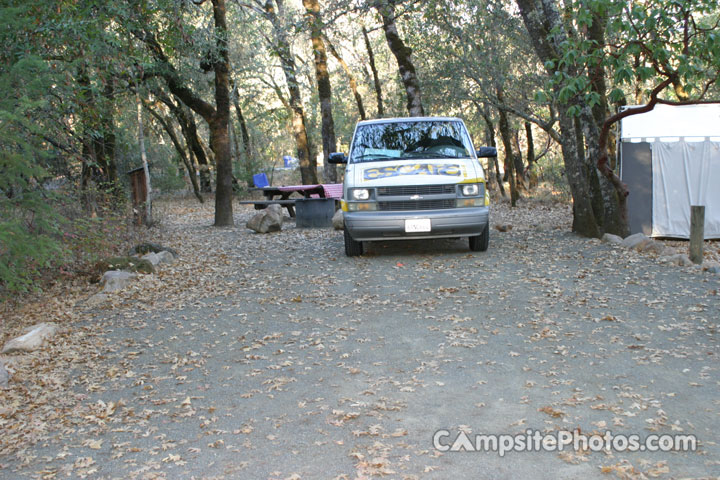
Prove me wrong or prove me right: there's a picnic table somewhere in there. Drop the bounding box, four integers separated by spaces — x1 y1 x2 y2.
238 183 343 217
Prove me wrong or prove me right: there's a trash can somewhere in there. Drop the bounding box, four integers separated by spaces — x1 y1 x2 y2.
295 198 335 228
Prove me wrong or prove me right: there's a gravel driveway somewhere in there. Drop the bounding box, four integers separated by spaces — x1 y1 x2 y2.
2 198 718 479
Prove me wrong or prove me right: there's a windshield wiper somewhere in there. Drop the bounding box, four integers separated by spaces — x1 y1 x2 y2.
401 152 462 159
353 154 396 162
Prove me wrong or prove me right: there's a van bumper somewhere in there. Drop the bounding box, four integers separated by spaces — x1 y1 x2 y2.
344 207 489 241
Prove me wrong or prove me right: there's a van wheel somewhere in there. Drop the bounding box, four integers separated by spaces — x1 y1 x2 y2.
344 226 364 256
469 222 489 252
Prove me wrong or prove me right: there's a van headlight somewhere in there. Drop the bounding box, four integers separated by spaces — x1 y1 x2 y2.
461 184 480 196
350 188 370 200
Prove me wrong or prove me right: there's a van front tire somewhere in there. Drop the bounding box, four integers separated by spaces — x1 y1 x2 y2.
344 225 364 256
469 222 489 252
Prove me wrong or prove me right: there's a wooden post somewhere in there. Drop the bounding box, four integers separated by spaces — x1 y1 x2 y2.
689 205 705 264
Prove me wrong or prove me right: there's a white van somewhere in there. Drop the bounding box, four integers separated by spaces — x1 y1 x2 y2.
329 117 496 256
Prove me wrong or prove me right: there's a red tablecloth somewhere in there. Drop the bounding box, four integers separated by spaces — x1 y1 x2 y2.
321 184 343 199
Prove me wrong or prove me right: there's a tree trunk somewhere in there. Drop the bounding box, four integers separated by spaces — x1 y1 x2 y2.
496 85 524 193
210 0 234 226
515 0 608 237
232 88 257 186
479 109 505 197
304 0 337 183
498 105 519 206
180 104 212 193
133 0 234 226
377 1 425 116
233 88 252 157
362 26 384 117
325 37 366 120
525 121 538 189
512 129 527 192
143 100 204 203
136 93 152 225
264 0 317 185
557 107 601 237
154 89 212 193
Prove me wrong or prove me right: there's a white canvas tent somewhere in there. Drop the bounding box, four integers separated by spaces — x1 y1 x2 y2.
619 104 720 239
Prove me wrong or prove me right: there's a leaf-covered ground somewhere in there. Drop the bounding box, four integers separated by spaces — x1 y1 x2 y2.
1 196 718 479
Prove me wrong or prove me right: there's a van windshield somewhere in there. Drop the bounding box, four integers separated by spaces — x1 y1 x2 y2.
349 120 472 163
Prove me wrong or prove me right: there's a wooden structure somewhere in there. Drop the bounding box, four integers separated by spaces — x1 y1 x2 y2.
238 183 343 217
127 166 148 225
690 206 705 264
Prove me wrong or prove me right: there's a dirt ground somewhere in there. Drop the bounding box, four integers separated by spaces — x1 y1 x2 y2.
1 195 718 479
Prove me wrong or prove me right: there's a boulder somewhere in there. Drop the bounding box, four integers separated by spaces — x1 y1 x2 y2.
94 256 154 275
622 233 650 250
141 252 161 266
601 233 623 245
637 240 666 255
2 323 59 354
141 251 175 266
102 270 137 292
702 262 720 274
662 254 694 267
247 204 283 233
332 209 344 230
156 250 176 264
129 242 178 258
0 359 8 389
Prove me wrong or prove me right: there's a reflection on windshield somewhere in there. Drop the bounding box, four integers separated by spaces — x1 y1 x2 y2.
350 121 472 163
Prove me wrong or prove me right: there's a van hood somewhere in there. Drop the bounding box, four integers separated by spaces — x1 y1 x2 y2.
350 158 483 187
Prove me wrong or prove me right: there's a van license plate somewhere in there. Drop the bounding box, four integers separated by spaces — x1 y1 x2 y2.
405 219 431 233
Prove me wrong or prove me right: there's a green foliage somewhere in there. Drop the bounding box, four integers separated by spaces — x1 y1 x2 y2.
0 53 66 292
549 0 720 111
537 155 571 199
94 256 154 275
150 154 187 193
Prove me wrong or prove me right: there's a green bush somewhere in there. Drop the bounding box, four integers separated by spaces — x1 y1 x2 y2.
151 155 186 193
537 155 571 199
0 56 66 292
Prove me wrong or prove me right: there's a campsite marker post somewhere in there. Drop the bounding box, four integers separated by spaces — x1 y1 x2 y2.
689 206 704 264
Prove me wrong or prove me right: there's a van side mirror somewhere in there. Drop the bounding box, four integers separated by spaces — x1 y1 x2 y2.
476 146 497 158
328 152 347 164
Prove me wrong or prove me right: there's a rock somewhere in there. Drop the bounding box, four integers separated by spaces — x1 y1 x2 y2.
141 252 161 266
637 240 666 255
156 250 176 264
247 204 283 233
102 270 137 292
662 253 694 267
94 256 154 275
332 209 344 230
1 323 59 354
702 262 720 274
622 233 650 249
0 359 9 389
495 224 513 232
601 233 623 244
141 251 175 266
129 242 179 258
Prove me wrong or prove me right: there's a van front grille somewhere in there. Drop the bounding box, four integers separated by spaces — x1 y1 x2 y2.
376 184 456 196
378 199 456 211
